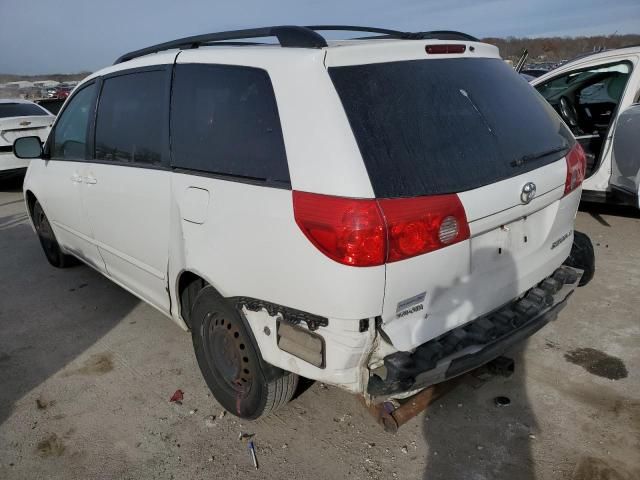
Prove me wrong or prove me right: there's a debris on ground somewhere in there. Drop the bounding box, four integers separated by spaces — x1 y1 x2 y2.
204 415 216 428
189 409 197 415
335 412 352 422
248 440 258 470
219 410 226 418
169 390 184 404
494 395 511 407
35 398 54 410
400 446 408 454
238 432 255 441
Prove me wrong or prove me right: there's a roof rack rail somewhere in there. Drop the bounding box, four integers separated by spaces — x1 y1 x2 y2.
305 25 411 38
114 25 479 64
305 25 478 42
114 25 327 64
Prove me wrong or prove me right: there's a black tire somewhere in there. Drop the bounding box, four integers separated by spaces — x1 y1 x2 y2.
564 231 595 287
32 200 78 268
190 286 298 419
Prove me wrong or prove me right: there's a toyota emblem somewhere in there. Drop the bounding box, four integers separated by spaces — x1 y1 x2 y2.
521 182 537 204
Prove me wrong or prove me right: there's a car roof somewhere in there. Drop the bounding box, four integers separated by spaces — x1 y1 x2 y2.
531 45 640 86
560 45 640 69
84 36 499 86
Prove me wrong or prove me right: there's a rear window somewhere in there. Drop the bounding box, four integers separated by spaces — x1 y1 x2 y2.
329 58 573 198
0 103 49 118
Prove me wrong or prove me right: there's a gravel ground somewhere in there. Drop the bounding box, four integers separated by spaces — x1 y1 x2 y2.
1 176 638 480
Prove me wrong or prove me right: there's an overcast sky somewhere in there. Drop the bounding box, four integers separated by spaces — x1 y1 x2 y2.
1 0 639 74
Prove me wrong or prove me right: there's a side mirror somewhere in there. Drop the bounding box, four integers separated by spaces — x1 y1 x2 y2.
13 136 43 159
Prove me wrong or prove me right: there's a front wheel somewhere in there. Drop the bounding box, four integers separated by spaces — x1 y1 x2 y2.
190 286 298 419
32 200 77 268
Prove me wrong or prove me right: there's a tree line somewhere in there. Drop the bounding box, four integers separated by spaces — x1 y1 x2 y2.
483 34 640 63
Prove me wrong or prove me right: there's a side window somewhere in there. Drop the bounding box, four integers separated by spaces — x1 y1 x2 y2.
170 64 289 184
51 83 96 160
95 70 168 166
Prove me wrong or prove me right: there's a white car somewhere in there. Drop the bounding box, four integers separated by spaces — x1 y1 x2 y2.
14 26 592 419
531 46 640 209
0 99 54 179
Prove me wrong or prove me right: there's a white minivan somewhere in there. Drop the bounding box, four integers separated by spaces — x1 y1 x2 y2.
14 26 593 419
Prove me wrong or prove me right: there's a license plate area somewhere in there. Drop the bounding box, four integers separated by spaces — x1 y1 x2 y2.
471 214 542 275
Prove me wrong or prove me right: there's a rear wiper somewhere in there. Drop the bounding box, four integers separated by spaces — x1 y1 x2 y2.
511 145 570 168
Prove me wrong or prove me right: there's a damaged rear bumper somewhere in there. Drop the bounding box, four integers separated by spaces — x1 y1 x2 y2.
368 266 581 398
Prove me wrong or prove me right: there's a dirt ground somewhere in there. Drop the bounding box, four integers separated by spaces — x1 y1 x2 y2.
1 175 638 480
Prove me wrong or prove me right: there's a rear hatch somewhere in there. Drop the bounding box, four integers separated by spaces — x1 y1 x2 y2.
328 48 579 351
0 103 54 152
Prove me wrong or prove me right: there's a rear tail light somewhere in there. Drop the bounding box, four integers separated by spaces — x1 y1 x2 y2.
564 142 586 196
425 44 466 54
292 192 385 267
378 195 470 263
293 191 469 267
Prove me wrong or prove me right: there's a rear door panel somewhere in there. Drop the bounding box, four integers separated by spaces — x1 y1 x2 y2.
611 104 640 206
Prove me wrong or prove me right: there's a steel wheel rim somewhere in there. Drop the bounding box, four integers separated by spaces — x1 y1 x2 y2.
203 312 253 398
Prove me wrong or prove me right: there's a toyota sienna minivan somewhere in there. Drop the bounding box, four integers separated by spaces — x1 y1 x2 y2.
14 25 594 419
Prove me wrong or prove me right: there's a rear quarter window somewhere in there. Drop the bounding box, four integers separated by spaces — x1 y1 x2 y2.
330 58 573 198
170 63 289 185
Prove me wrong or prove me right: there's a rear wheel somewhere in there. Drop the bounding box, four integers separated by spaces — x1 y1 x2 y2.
190 286 297 419
32 200 77 268
564 231 595 286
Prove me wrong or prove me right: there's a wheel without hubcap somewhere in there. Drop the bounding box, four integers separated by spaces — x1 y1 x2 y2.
190 286 298 419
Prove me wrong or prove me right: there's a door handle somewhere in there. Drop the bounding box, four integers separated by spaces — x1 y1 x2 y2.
84 176 97 185
71 174 83 183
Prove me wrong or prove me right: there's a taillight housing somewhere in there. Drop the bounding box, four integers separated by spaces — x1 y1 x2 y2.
564 142 586 196
378 195 470 263
292 192 386 267
293 191 469 267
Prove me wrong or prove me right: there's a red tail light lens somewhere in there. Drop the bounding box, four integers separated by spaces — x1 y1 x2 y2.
293 191 470 266
425 44 466 54
564 142 586 195
293 191 386 267
378 195 470 263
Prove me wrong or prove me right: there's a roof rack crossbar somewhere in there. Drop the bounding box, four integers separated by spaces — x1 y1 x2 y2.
114 25 327 64
114 25 479 64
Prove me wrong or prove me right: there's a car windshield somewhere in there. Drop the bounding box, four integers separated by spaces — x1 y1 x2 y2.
0 103 49 118
329 57 573 198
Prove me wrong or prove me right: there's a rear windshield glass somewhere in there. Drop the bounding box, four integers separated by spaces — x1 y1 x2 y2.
0 103 49 118
329 58 573 198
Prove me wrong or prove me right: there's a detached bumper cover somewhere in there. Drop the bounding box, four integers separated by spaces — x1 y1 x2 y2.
368 266 581 397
